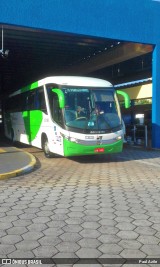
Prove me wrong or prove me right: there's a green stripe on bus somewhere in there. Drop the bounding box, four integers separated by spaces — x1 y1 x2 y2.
21 81 38 93
22 110 43 143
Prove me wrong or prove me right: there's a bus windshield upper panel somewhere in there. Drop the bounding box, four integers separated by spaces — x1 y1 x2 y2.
60 86 121 133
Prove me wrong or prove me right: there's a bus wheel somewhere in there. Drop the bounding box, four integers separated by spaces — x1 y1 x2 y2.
42 136 53 158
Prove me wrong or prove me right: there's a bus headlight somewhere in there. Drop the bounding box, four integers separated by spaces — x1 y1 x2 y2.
70 137 78 143
116 135 122 140
60 132 69 140
60 133 78 143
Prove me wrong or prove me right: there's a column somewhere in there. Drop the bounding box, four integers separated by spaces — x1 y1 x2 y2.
152 44 160 148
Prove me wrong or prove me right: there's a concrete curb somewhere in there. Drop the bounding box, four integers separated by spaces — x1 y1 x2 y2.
0 148 36 180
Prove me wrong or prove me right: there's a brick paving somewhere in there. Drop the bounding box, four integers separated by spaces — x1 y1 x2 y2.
0 146 160 266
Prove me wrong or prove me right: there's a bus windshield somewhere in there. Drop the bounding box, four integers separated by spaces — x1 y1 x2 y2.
61 87 121 132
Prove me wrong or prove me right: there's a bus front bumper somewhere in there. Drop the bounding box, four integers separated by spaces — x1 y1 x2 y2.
63 138 123 157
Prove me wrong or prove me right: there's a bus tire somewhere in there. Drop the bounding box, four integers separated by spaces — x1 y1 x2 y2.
42 135 53 158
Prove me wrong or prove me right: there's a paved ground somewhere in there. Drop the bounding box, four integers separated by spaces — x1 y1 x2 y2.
0 130 36 178
0 145 160 267
0 146 36 178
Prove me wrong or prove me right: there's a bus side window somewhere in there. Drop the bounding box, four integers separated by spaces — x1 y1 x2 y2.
38 88 47 113
21 93 27 111
34 87 47 113
26 91 35 111
52 92 63 125
5 94 22 112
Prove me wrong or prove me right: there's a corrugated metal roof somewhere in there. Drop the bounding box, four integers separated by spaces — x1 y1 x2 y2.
115 78 152 89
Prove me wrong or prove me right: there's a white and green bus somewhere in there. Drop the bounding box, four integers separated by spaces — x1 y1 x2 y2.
4 76 130 157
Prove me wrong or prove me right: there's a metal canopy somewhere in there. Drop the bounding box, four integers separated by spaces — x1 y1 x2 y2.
0 24 152 95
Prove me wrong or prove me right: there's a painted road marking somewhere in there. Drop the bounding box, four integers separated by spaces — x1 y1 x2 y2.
0 148 6 153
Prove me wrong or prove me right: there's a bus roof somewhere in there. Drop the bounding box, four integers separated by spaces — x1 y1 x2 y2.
10 76 113 97
39 76 113 87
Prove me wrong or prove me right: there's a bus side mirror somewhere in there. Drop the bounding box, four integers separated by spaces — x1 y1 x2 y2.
52 88 65 109
116 90 130 108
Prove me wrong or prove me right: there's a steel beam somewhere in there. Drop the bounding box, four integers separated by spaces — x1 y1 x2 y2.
65 43 153 75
